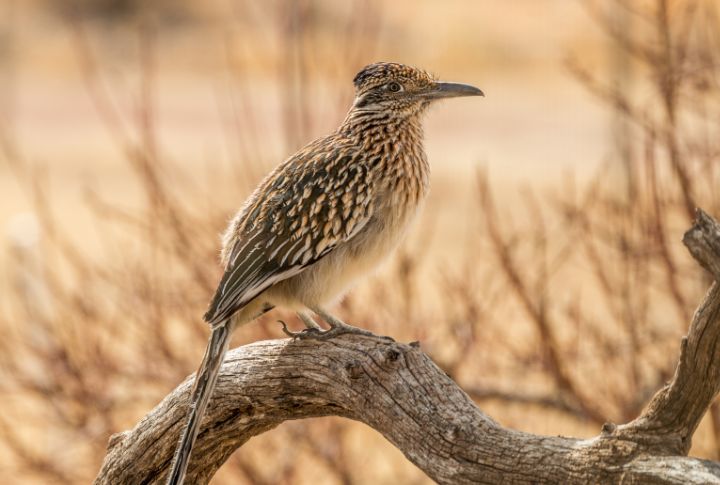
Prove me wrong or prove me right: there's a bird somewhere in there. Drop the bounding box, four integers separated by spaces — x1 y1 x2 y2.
166 61 483 485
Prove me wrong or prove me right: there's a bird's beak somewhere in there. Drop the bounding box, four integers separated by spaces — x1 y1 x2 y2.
423 81 484 99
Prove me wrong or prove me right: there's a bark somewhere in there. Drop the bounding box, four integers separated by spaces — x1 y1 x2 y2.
95 209 720 485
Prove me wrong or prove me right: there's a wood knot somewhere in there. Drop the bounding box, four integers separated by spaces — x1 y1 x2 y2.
239 403 254 415
601 422 617 435
444 425 462 441
385 348 401 362
345 360 364 379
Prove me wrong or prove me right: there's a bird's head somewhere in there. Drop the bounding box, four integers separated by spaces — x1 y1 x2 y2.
351 62 483 117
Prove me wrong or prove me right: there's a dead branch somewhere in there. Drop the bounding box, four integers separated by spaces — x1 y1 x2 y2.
95 209 720 484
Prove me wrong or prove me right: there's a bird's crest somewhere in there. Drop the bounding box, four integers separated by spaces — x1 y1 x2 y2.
353 62 434 91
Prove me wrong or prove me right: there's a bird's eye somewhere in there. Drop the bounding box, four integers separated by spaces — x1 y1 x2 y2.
387 82 403 93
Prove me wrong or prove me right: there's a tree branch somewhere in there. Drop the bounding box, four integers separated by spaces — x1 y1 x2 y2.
615 208 720 454
683 209 720 281
95 210 720 484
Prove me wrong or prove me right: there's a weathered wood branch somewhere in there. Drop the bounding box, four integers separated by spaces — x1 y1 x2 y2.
95 209 720 484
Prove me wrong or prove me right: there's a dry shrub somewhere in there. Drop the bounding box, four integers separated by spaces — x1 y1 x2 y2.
463 0 720 449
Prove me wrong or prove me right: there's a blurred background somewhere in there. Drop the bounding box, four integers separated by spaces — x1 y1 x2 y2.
2 0 720 483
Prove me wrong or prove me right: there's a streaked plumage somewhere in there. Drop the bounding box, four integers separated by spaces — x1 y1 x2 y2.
167 62 483 485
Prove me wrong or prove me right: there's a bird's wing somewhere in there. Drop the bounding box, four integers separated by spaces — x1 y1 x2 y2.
203 145 374 327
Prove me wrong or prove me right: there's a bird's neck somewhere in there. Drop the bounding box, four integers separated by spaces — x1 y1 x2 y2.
339 109 425 146
339 109 429 205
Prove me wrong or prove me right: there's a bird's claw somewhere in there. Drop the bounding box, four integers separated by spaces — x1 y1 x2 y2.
279 320 317 339
278 319 388 341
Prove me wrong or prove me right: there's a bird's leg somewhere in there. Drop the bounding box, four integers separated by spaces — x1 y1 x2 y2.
314 308 395 341
314 307 363 331
298 312 323 330
282 308 395 341
281 308 370 340
292 306 374 339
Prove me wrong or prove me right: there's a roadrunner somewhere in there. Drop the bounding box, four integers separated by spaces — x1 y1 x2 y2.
166 62 483 484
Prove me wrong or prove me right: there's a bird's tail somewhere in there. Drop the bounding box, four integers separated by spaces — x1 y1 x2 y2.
166 324 231 485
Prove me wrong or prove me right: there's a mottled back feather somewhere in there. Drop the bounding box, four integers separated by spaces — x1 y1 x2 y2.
203 139 375 326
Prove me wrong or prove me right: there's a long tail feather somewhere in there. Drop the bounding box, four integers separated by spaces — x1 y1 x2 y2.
166 324 231 485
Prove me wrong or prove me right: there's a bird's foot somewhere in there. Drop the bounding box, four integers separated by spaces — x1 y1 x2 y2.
314 309 395 342
278 319 377 341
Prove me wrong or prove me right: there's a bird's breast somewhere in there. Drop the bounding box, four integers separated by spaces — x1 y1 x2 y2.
312 157 428 297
